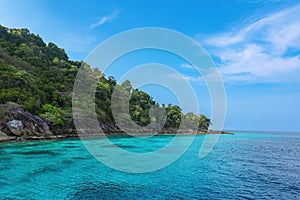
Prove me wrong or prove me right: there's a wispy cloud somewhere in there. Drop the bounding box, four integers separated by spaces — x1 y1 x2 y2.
167 73 202 82
200 4 300 83
247 0 284 3
181 64 195 69
90 11 118 28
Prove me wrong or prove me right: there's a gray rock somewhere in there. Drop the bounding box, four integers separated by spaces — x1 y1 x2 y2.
7 120 23 129
0 130 16 141
7 120 24 136
42 122 51 134
0 103 53 141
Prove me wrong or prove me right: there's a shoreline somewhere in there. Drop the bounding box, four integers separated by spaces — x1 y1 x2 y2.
0 130 233 143
0 102 232 143
0 103 234 144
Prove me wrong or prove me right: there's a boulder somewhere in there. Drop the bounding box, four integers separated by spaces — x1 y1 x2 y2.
7 120 24 136
0 130 16 141
0 103 53 141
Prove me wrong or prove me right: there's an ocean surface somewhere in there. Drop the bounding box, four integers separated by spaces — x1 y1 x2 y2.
0 132 299 199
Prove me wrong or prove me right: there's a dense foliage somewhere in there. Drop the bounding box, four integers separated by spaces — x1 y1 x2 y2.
0 25 211 131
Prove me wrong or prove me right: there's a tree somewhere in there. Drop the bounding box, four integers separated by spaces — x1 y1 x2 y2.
198 114 211 131
164 104 182 128
40 104 64 125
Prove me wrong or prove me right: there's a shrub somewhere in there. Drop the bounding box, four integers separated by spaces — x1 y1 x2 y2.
40 103 64 125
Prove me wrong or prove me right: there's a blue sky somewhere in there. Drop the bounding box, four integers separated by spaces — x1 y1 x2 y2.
1 0 300 131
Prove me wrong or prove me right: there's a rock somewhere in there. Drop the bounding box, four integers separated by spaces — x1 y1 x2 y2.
7 120 24 136
0 103 53 141
0 130 16 141
7 119 23 128
43 123 51 134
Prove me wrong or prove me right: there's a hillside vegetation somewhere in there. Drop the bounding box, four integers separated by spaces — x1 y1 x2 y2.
0 25 211 134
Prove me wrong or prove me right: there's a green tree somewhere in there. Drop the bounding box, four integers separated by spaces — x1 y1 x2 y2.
164 104 182 128
40 104 64 125
198 114 211 131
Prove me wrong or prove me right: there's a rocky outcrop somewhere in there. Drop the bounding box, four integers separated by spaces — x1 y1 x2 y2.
0 103 231 142
0 130 16 141
0 103 126 142
0 103 54 141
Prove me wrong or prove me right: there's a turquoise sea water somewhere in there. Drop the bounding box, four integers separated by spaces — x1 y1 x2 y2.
0 132 299 199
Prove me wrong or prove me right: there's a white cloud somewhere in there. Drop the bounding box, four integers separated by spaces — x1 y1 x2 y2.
167 73 203 82
201 4 300 83
90 11 118 28
181 64 195 69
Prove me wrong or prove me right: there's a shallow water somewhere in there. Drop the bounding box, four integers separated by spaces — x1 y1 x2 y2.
0 132 299 199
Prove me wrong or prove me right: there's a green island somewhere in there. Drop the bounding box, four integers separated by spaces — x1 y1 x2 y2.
0 25 229 142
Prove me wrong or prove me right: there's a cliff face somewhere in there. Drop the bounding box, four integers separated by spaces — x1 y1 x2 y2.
0 103 55 141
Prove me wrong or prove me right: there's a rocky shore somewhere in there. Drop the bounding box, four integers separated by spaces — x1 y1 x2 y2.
0 103 231 142
0 103 55 142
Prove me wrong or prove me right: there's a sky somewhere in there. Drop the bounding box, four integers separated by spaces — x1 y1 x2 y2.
0 0 300 131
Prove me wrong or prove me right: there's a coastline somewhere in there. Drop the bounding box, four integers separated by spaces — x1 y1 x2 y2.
0 103 232 143
0 131 233 143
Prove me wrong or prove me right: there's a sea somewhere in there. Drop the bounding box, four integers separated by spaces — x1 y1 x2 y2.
0 132 299 199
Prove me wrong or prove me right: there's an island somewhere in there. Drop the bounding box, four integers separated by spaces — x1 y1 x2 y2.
0 25 231 142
